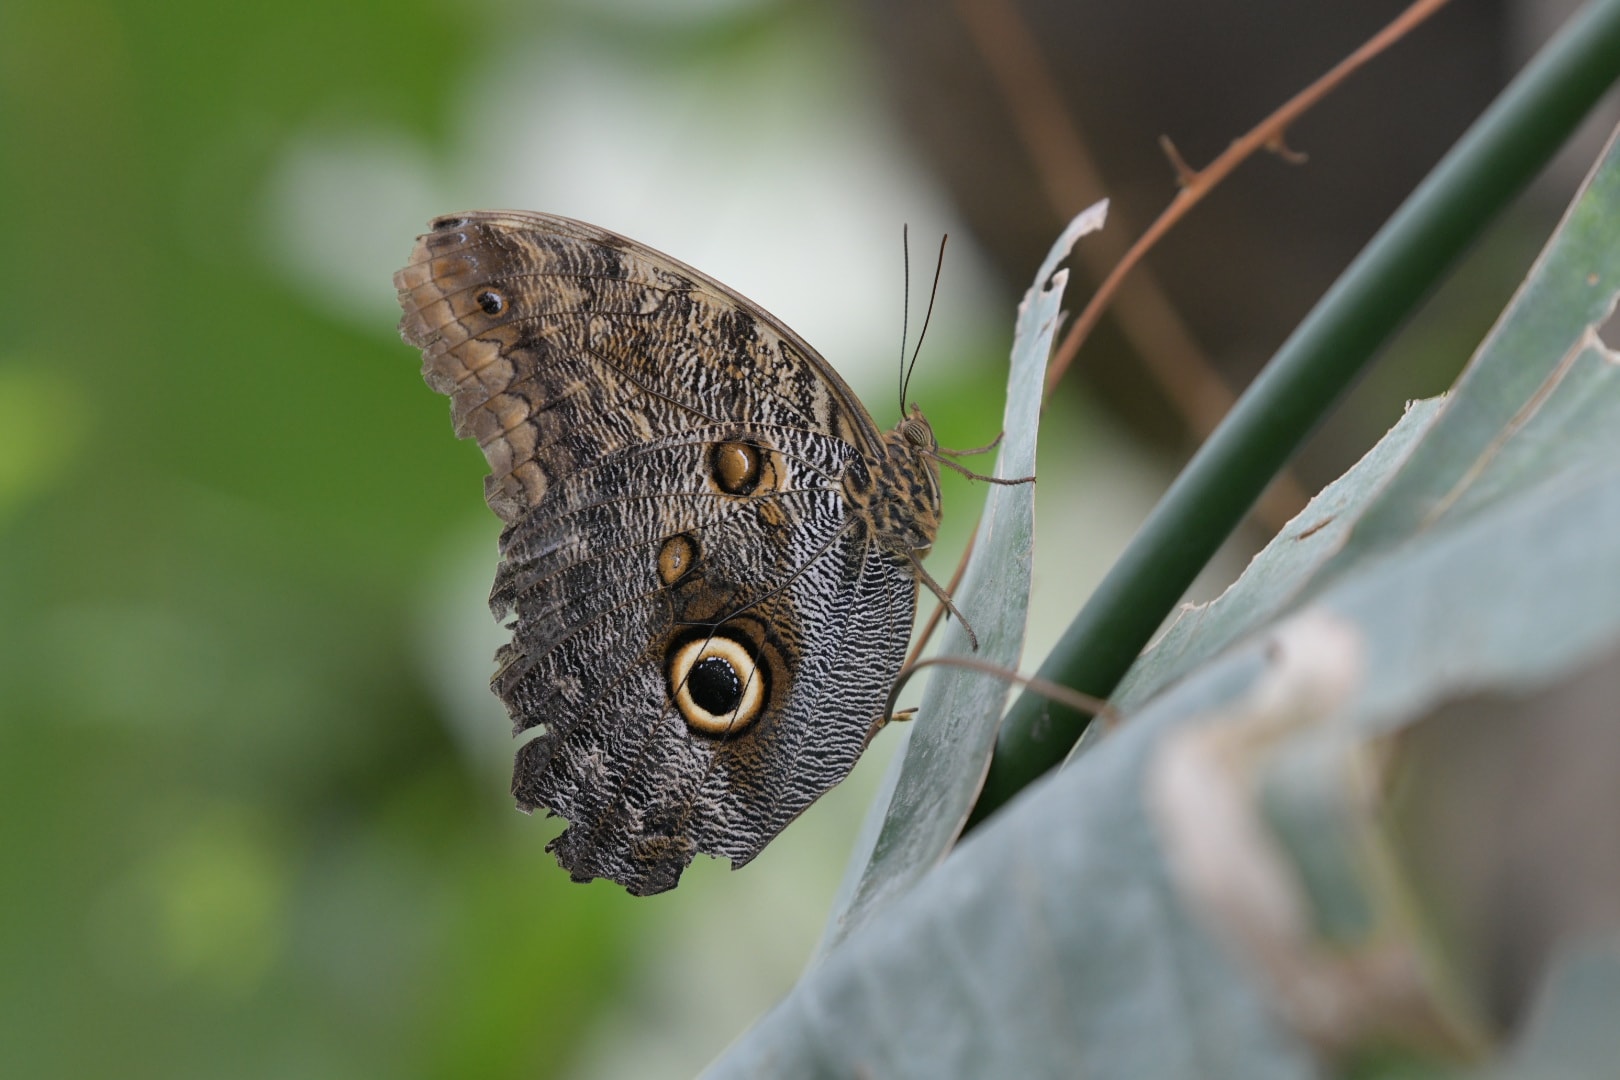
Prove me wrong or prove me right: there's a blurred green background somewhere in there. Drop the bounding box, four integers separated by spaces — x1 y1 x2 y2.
0 2 1140 1077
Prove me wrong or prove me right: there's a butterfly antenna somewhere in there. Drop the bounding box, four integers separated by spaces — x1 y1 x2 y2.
898 224 911 416
901 234 948 409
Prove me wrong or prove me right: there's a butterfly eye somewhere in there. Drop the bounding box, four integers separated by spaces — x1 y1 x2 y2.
475 289 506 316
901 416 935 449
667 634 766 735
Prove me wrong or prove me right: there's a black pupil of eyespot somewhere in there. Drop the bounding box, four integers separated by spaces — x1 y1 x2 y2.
477 290 503 315
689 656 743 715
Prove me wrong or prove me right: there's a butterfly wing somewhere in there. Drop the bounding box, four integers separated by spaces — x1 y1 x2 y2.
395 212 919 894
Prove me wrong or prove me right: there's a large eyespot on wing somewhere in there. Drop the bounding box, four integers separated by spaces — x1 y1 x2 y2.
666 629 769 736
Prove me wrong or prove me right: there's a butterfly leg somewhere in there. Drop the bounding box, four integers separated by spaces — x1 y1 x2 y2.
928 450 1036 487
863 704 918 748
909 551 980 651
937 431 1005 457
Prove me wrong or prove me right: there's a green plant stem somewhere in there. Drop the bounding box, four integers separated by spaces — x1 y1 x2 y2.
968 0 1620 830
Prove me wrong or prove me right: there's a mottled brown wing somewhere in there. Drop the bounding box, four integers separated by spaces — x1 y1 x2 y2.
395 211 883 522
395 212 918 894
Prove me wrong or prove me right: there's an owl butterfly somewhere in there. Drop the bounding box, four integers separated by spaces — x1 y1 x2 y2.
396 211 980 895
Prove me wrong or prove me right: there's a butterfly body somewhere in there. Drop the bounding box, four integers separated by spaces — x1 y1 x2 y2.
396 212 941 894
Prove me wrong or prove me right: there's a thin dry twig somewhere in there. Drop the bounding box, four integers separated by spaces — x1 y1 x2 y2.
907 528 976 669
882 654 1120 731
1043 0 1458 393
953 0 1309 525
